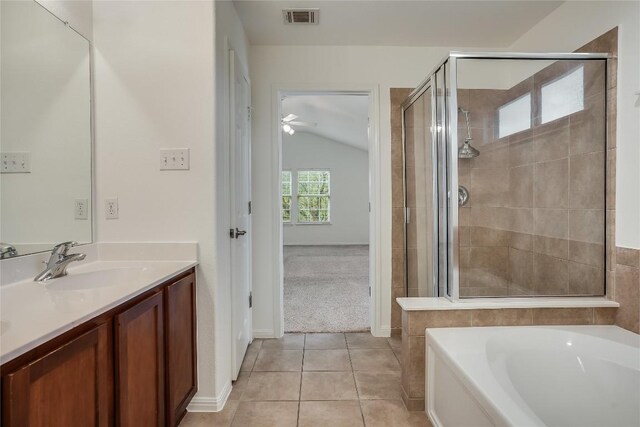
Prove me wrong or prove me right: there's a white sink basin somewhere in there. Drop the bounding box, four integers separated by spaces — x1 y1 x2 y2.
43 266 155 291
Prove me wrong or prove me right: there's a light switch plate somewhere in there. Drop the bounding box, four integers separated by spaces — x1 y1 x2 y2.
105 198 119 219
160 149 190 170
1 152 31 173
75 199 89 220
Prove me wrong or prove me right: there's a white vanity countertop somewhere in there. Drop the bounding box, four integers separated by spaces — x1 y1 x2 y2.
0 258 197 365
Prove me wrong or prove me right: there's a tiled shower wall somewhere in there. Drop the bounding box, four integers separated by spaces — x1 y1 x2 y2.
458 54 610 298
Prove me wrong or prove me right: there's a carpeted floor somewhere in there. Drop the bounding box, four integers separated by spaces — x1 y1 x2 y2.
284 245 369 333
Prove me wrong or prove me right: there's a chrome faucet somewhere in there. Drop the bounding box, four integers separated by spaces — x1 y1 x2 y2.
0 243 18 259
34 241 86 282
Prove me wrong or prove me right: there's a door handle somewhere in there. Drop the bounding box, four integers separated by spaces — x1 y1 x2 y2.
229 228 247 239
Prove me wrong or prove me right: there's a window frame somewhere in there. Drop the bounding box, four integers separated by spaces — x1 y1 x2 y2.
281 170 292 223
296 169 331 225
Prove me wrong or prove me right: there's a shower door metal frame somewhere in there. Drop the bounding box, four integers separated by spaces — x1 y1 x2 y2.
404 51 610 301
401 76 440 298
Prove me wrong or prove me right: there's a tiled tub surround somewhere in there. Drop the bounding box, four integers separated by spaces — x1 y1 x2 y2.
398 300 620 412
0 242 198 363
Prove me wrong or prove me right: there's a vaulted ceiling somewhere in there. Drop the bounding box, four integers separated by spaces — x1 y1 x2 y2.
282 94 369 151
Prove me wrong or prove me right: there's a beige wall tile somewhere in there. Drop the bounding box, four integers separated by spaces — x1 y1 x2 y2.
534 119 569 162
616 247 640 268
471 309 534 326
569 151 605 209
533 253 569 295
534 158 569 208
569 209 604 244
509 134 534 167
509 248 534 291
614 264 640 333
509 165 534 208
594 307 617 325
568 262 605 295
470 226 510 247
534 208 568 239
407 310 472 335
533 235 569 259
509 231 533 251
471 168 510 207
569 240 605 268
532 308 594 325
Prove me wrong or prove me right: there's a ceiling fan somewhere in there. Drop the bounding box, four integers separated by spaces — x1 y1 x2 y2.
281 114 316 135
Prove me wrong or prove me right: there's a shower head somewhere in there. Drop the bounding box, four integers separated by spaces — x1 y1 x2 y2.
459 140 480 159
458 108 480 159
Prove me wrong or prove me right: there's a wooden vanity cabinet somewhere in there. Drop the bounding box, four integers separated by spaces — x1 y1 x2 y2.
164 274 197 427
116 292 165 427
2 322 112 427
1 269 197 427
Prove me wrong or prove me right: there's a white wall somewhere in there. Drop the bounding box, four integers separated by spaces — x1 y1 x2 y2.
283 132 369 245
93 0 249 409
250 45 476 337
509 1 640 249
1 0 91 252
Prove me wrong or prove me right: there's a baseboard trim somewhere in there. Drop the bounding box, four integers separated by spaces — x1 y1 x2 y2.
186 381 231 412
253 329 276 338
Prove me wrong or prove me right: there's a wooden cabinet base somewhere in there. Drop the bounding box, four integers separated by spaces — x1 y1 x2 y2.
1 268 197 427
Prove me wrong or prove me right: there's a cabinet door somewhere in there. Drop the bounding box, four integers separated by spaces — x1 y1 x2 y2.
116 292 164 427
2 323 112 427
164 273 197 427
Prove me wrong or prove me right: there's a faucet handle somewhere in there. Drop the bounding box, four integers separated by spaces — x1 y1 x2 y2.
52 241 77 256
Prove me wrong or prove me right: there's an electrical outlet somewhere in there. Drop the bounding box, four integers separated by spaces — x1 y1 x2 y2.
75 199 89 220
1 152 31 173
160 149 190 170
105 198 119 219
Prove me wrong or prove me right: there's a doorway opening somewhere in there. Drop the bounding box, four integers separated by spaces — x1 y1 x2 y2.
279 93 372 333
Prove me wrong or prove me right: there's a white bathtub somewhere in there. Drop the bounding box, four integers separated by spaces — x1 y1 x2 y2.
426 325 640 427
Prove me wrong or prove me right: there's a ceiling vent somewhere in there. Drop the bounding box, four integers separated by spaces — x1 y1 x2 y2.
283 9 319 25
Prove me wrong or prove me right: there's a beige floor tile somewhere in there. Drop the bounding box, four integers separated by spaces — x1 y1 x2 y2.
354 371 402 400
301 371 358 400
228 370 250 400
240 339 263 372
349 349 401 372
253 349 303 372
261 333 305 350
298 401 364 427
179 401 239 427
360 400 431 427
305 333 347 349
346 332 391 349
387 336 402 351
303 349 352 371
242 371 301 401
231 401 299 427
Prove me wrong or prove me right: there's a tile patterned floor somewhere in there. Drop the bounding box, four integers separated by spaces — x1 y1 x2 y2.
179 333 431 427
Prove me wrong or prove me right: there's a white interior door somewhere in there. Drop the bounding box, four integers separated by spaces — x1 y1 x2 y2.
230 49 252 380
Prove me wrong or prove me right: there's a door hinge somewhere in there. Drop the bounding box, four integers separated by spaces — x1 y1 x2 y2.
247 106 253 121
368 286 371 297
249 292 253 308
248 201 252 214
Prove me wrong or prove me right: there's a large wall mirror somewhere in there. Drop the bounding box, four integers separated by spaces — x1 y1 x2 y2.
1 1 92 258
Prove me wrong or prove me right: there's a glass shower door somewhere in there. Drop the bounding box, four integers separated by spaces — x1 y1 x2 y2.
403 84 437 297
